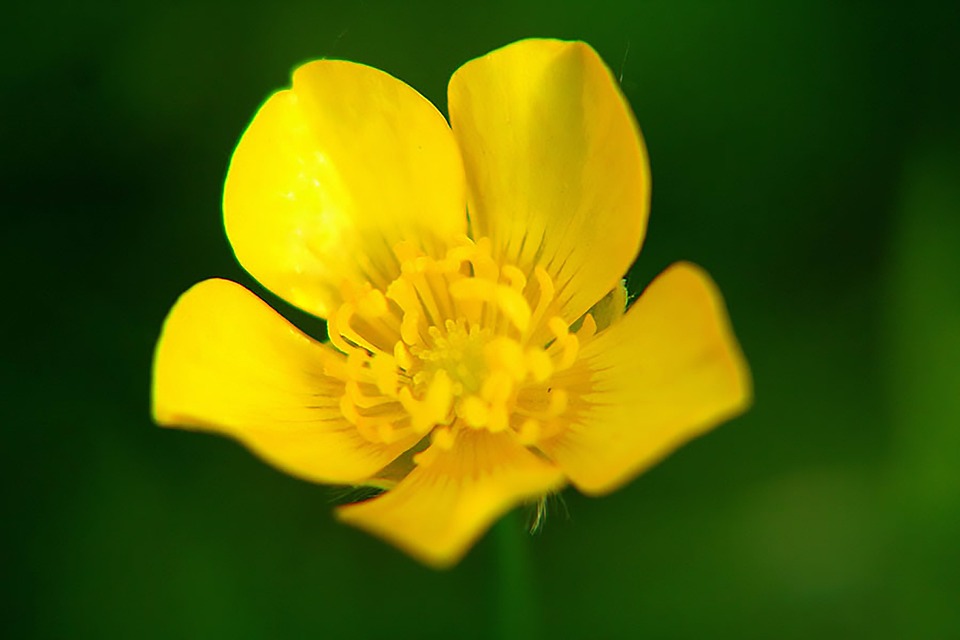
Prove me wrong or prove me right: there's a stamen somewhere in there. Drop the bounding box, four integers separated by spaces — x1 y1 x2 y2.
376 422 397 444
529 266 556 335
400 309 423 347
392 239 423 264
385 277 418 312
458 395 489 428
354 417 385 444
556 334 580 371
399 370 453 433
431 425 456 450
339 393 361 426
468 237 500 281
368 354 398 396
486 337 526 382
345 380 392 409
394 341 413 371
335 304 380 353
517 418 541 445
525 348 554 382
355 287 388 319
487 404 509 433
326 305 356 354
500 265 527 292
449 277 496 302
408 270 444 327
325 235 575 451
547 316 580 371
494 286 531 334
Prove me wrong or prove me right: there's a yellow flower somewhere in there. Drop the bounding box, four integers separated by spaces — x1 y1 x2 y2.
152 39 751 568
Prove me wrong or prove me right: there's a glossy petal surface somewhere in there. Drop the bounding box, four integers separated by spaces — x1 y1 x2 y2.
540 263 751 495
225 60 466 319
448 38 650 323
337 429 564 568
153 279 416 483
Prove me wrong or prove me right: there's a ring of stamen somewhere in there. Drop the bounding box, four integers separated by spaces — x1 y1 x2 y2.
325 237 596 467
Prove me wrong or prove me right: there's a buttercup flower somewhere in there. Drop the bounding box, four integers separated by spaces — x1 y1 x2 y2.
153 39 751 567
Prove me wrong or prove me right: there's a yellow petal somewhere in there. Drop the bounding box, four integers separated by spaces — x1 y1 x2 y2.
448 39 649 324
539 263 751 496
152 279 415 484
224 60 466 319
337 429 564 568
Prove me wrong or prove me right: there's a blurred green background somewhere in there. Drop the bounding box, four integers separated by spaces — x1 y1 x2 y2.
5 1 959 638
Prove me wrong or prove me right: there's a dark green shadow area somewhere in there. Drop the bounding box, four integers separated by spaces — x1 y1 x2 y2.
4 1 959 638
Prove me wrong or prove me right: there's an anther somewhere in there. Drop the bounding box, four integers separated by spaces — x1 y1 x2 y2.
525 348 554 382
356 288 388 318
368 354 398 396
529 266 556 330
517 418 541 445
458 395 489 428
393 342 413 371
494 286 531 333
500 265 527 292
431 426 456 450
400 309 423 346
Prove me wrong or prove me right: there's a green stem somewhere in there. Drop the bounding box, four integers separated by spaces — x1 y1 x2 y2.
493 509 540 640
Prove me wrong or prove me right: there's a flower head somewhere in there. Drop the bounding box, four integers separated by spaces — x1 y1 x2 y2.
153 39 751 567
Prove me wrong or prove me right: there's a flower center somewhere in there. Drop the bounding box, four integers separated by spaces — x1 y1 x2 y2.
413 320 489 397
326 236 596 461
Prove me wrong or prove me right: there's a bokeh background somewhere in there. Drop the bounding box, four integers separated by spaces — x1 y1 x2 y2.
5 1 959 638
